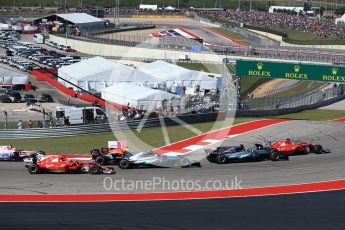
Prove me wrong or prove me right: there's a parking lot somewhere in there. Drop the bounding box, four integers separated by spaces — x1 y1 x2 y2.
0 32 92 125
0 31 81 72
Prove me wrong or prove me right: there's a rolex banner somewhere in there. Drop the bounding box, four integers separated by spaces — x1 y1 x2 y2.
236 60 345 83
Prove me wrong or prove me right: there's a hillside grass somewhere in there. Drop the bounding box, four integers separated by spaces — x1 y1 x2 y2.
1 108 345 153
0 117 254 153
267 81 323 98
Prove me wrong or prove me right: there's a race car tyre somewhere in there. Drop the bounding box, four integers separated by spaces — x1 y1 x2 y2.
180 158 192 168
269 151 280 161
206 156 216 163
96 156 106 165
28 164 39 174
28 153 38 163
89 164 102 174
304 147 311 154
91 149 101 160
313 145 323 154
13 152 21 161
119 159 131 169
216 155 227 164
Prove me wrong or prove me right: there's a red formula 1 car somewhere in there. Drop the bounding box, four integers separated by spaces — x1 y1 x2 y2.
270 139 330 155
25 155 115 174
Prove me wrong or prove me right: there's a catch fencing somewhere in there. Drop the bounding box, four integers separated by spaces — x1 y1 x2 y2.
241 83 345 111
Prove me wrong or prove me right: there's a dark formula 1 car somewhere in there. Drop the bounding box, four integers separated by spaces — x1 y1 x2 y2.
90 147 128 165
0 145 45 161
270 139 330 155
118 151 201 169
91 140 129 165
25 155 115 174
206 144 289 164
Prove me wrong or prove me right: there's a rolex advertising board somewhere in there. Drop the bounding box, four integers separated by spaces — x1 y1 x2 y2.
236 60 345 83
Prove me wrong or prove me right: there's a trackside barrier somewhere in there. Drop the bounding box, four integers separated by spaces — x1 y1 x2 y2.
237 91 345 117
241 84 345 111
31 69 106 107
32 69 75 97
0 112 223 139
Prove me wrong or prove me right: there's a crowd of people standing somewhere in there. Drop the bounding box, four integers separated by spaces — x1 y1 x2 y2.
199 9 345 39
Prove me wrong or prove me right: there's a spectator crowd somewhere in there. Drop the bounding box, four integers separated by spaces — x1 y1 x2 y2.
199 10 345 39
0 6 186 16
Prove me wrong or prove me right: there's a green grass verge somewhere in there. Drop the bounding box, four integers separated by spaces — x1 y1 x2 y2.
273 109 345 121
0 117 255 154
1 108 344 154
210 27 249 45
0 121 39 129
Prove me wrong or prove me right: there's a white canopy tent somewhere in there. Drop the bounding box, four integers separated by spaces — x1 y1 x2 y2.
165 6 176 11
58 56 160 91
101 82 179 111
335 14 345 25
139 60 218 92
268 6 304 13
139 4 158 10
0 67 29 85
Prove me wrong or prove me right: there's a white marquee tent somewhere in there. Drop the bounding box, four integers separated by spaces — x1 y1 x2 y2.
335 14 345 25
139 60 217 90
139 4 158 10
58 57 160 91
101 82 179 111
268 6 304 13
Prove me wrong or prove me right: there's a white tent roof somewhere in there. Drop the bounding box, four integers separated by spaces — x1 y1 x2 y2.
139 60 190 79
268 6 304 13
58 56 160 83
58 56 114 82
165 6 176 10
101 82 178 110
139 4 158 10
55 13 104 24
335 14 345 24
139 60 217 89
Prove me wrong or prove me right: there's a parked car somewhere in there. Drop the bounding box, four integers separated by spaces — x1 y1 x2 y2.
0 94 12 103
39 93 53 102
7 90 22 102
24 93 37 102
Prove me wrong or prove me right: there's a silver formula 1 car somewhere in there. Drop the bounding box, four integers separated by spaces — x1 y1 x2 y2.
118 151 201 169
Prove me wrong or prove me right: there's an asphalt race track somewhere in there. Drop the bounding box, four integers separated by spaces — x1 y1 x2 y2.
0 120 345 194
1 190 345 230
